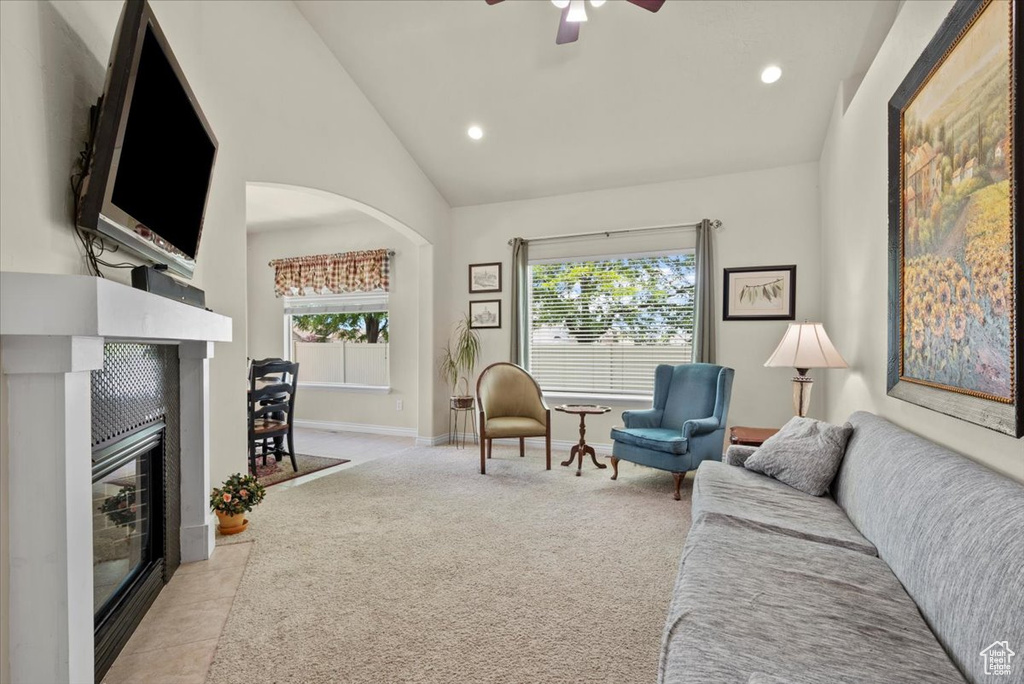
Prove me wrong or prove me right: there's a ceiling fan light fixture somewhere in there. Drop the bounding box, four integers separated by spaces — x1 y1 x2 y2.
566 0 588 22
551 0 570 8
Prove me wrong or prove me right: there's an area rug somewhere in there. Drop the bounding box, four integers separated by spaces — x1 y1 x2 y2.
253 453 350 486
207 445 692 683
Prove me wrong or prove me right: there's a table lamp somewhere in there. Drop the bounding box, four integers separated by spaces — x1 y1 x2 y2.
764 322 848 417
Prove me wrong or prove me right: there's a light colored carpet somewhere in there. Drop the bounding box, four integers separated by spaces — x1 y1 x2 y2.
207 444 692 684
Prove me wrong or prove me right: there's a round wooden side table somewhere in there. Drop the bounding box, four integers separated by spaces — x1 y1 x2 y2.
555 404 611 476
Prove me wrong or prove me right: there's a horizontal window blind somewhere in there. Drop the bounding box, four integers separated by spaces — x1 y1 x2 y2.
528 252 695 395
283 292 388 315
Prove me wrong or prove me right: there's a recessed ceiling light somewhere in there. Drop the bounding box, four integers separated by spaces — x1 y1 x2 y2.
761 65 782 84
467 125 484 140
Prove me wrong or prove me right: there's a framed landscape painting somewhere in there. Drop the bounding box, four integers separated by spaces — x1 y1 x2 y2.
887 0 1021 436
723 265 796 321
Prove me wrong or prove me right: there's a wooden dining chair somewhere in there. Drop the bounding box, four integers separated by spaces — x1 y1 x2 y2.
248 359 299 476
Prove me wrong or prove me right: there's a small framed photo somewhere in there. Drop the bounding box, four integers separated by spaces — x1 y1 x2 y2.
723 265 796 321
469 300 501 329
469 262 502 293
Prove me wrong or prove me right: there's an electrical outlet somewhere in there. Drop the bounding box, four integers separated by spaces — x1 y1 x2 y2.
396 399 403 411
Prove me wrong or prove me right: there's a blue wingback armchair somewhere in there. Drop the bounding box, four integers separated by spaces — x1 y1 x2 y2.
609 363 734 500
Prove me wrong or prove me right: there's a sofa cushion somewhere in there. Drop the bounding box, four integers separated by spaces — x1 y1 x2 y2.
483 416 547 438
610 427 688 455
692 461 876 556
748 675 811 684
744 417 853 496
833 412 1024 684
723 444 757 467
659 516 966 684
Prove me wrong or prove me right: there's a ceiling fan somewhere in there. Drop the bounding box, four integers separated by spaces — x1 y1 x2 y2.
485 0 666 45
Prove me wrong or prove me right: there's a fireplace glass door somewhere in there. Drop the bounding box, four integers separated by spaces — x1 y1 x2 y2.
92 423 164 624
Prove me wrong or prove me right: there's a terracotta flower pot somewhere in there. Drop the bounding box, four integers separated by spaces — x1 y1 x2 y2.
216 511 248 535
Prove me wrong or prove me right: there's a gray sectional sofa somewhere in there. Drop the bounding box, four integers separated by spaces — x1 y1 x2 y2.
659 411 1024 684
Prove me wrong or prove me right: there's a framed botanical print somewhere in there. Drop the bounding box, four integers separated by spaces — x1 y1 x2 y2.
888 0 1021 436
469 299 501 329
723 265 797 321
469 262 502 293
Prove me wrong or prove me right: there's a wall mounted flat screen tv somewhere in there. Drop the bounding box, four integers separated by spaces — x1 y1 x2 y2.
77 0 217 279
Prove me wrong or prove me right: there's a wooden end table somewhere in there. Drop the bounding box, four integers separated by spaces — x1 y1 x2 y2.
555 404 611 476
729 426 779 447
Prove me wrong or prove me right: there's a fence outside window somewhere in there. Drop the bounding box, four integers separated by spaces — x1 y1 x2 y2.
292 341 389 387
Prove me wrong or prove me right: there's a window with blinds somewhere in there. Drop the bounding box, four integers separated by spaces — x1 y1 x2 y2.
528 252 695 395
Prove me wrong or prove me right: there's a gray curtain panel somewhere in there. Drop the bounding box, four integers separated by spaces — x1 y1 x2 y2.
509 237 529 366
694 219 716 363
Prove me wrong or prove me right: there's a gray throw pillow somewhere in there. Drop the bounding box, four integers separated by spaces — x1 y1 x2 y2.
744 417 853 496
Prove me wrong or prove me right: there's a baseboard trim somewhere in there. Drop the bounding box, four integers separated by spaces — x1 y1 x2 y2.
294 419 417 439
416 434 450 447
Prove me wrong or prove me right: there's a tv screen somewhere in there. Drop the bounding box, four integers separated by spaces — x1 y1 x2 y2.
77 0 217 278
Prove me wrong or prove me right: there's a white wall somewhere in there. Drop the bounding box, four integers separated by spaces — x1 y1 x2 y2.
819 0 1023 481
0 1 451 678
449 162 823 446
246 219 419 433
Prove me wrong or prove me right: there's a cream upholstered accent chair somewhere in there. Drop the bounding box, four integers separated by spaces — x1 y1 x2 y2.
476 362 551 474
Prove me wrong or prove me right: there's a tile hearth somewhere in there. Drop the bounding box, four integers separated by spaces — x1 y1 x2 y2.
101 542 251 684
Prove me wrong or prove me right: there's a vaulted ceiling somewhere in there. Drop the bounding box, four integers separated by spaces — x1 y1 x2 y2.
296 0 900 207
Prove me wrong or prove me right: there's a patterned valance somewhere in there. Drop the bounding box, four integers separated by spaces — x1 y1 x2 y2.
269 249 391 297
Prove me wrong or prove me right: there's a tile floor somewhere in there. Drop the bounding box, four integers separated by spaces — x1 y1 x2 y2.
101 428 415 684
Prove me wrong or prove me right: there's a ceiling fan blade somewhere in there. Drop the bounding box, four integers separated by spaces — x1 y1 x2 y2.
626 0 666 11
555 6 580 44
485 0 504 4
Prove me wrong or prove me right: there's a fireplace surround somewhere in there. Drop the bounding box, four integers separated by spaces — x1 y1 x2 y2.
90 343 181 680
0 272 231 684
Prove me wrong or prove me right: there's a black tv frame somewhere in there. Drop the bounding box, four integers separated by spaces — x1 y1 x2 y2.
77 0 218 279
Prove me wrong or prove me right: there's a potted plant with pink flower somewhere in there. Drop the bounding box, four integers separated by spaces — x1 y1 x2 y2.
210 473 266 535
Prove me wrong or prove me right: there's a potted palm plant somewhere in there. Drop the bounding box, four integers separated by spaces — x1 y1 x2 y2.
210 473 266 535
440 314 481 409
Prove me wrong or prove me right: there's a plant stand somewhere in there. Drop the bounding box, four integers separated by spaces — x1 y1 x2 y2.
449 397 478 449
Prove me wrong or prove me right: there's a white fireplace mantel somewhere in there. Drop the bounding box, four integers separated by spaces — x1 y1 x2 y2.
0 271 232 684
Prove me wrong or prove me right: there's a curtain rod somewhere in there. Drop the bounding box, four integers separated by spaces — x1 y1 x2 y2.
506 219 721 246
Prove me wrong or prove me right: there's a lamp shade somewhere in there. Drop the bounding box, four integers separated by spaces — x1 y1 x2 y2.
764 322 848 370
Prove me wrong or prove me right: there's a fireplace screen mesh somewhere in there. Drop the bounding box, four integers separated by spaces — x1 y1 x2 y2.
91 344 179 447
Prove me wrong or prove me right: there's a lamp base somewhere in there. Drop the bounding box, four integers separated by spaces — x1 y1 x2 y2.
792 369 813 417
